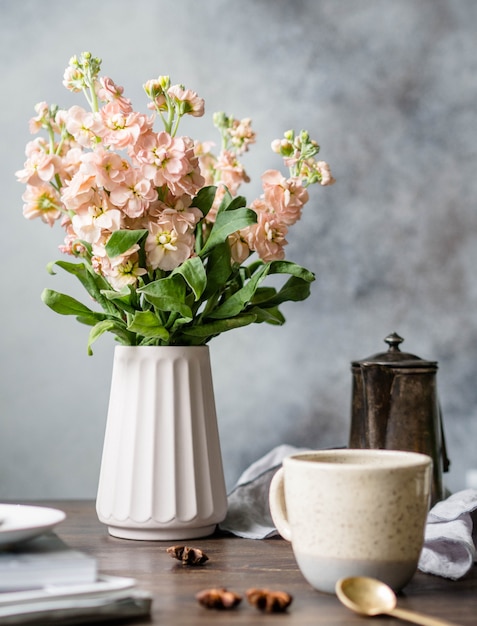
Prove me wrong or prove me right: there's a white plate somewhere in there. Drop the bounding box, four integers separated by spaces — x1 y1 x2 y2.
0 504 66 546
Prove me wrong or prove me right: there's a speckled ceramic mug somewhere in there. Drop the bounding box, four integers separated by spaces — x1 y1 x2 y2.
269 449 432 593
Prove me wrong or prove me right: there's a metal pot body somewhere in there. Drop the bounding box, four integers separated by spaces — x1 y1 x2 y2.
349 333 449 505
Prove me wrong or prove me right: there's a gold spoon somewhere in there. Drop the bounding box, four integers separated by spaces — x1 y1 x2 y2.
335 576 461 626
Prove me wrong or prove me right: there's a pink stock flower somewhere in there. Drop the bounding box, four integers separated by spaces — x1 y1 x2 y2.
28 102 50 133
61 146 84 180
228 117 256 154
99 101 151 150
61 171 98 212
195 140 216 185
315 160 336 186
71 190 122 244
135 131 204 195
106 246 147 290
79 147 129 190
109 169 158 218
59 221 88 256
22 183 62 226
65 105 103 148
15 139 62 185
228 232 251 264
244 211 288 262
149 192 202 230
98 77 132 112
260 169 309 225
214 150 250 195
167 84 205 118
145 217 194 271
63 65 85 92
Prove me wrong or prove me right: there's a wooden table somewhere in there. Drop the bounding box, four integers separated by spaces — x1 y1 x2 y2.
48 501 476 625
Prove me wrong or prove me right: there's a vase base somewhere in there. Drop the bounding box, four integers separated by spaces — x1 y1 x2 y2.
106 523 218 541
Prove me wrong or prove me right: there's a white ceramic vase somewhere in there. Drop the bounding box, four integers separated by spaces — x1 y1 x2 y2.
96 345 228 540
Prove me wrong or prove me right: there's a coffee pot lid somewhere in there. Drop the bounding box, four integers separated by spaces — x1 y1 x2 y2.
351 332 438 369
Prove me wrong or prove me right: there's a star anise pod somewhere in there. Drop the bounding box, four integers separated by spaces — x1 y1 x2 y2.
166 545 209 565
196 588 242 610
246 587 293 612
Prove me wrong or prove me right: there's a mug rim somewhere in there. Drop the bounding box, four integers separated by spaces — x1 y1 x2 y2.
285 448 432 469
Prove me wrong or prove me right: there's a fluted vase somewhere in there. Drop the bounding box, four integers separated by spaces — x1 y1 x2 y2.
96 345 227 540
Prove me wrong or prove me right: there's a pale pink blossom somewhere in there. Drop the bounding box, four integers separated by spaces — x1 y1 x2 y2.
64 105 103 148
144 78 168 112
214 150 250 195
174 164 205 197
61 171 97 211
59 222 88 256
109 169 158 218
228 232 251 264
22 183 62 226
167 84 205 118
91 235 112 276
149 192 202 229
98 77 132 112
145 217 194 271
24 136 49 158
71 191 122 244
106 245 147 290
205 184 227 224
314 160 336 186
228 117 256 153
63 65 85 92
79 147 129 190
260 170 309 225
99 101 151 150
135 131 204 195
16 139 62 185
61 146 84 180
195 140 216 185
244 212 288 262
28 102 50 133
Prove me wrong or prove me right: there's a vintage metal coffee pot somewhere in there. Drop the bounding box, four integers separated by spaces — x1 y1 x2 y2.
349 332 450 505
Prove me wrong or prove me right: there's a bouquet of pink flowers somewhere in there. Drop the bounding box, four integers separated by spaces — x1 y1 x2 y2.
17 52 334 354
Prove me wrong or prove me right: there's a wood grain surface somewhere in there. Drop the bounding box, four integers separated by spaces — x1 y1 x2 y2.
42 501 477 626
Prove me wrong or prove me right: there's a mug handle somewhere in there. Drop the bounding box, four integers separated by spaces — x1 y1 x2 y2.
268 467 292 541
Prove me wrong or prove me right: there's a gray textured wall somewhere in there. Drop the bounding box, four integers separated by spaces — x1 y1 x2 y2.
1 0 476 499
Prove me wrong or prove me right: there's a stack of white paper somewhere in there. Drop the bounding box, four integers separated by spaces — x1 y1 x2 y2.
0 533 152 623
0 576 152 624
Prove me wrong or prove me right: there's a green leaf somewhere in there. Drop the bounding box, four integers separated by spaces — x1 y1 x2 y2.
139 275 193 319
202 242 233 299
208 263 271 319
268 260 315 283
266 275 313 305
191 186 217 217
105 229 148 258
214 188 246 218
87 319 129 356
250 286 278 305
171 256 207 300
199 208 257 257
46 259 118 316
127 311 170 340
180 313 258 339
248 306 286 325
215 187 233 216
41 288 103 321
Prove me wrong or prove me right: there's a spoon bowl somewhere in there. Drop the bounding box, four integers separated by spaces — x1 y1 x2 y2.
335 576 460 626
336 575 397 616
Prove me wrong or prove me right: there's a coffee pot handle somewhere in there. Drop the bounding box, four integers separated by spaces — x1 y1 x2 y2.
268 467 292 541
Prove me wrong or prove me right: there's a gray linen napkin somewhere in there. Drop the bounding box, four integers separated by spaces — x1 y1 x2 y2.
219 445 477 580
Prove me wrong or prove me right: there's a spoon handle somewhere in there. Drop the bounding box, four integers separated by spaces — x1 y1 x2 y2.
391 606 461 626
